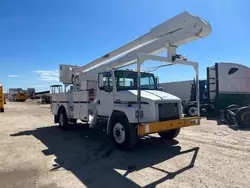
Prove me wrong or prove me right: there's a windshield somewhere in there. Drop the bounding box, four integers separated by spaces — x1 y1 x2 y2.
115 71 157 91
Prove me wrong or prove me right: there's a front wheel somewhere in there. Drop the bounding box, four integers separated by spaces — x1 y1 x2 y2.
111 117 137 150
186 105 198 117
158 128 180 140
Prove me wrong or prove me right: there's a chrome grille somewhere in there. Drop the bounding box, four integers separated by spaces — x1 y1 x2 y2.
158 102 179 121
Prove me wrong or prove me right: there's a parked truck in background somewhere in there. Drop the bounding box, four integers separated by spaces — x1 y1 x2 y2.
161 62 250 127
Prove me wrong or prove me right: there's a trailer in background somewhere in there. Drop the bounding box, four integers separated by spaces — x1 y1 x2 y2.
160 80 194 103
34 90 51 103
160 79 209 115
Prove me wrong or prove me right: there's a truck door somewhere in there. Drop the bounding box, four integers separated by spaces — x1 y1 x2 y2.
97 72 114 117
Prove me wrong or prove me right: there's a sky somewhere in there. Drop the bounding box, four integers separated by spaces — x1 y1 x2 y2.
1 0 250 92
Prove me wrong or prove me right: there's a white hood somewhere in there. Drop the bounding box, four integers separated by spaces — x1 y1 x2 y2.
116 90 180 102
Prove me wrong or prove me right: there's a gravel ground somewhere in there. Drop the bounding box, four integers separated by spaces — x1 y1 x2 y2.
0 101 250 188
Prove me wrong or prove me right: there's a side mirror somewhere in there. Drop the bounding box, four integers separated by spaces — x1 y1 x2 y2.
155 76 160 90
155 76 159 85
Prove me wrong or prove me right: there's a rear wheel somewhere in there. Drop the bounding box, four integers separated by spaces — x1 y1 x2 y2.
225 104 241 124
158 128 180 140
58 109 70 130
235 107 250 128
111 117 137 150
0 108 4 112
186 105 198 117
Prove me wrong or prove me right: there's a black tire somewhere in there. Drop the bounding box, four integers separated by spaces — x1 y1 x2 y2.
235 107 250 128
0 108 4 112
58 109 70 130
111 116 137 150
186 105 198 117
158 128 180 140
225 104 241 123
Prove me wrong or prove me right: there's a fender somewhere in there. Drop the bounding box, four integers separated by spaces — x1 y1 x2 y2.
107 110 128 135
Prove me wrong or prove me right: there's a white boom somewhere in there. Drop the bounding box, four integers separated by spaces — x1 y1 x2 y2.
74 11 211 74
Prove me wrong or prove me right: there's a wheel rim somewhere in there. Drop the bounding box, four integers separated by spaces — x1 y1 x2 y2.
113 123 126 144
59 113 64 126
241 112 250 125
189 107 198 116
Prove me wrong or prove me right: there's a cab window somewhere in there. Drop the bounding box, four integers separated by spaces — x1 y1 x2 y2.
98 72 113 92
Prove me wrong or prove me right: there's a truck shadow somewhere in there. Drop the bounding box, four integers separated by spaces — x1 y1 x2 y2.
11 124 199 187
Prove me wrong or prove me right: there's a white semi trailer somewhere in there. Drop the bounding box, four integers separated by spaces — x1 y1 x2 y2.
160 80 194 103
51 11 212 150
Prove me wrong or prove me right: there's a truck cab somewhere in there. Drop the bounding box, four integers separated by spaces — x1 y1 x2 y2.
97 70 182 124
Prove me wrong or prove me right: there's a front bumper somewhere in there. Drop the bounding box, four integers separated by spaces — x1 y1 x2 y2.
137 117 200 136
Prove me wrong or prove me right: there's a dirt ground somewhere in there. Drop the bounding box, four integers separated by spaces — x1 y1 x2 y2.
0 102 249 188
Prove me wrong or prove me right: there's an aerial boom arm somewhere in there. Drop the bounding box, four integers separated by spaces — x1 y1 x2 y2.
75 11 211 74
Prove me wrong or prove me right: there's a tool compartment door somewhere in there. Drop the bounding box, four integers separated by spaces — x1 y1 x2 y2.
51 93 67 115
73 91 89 121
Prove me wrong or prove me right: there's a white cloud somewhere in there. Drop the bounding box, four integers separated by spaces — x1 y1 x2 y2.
8 74 19 78
33 70 59 81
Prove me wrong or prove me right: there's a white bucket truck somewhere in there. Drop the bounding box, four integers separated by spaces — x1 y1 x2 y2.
51 11 212 150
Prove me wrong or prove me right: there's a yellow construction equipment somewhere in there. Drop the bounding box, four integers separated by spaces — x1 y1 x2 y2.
4 93 6 104
0 85 4 112
15 91 28 102
9 88 28 102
